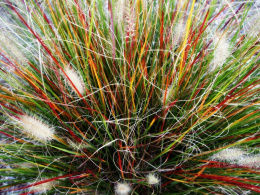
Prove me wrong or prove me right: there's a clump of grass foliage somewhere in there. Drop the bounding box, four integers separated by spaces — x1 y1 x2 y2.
0 0 259 194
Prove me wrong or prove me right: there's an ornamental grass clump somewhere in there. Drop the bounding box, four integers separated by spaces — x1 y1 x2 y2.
0 0 260 194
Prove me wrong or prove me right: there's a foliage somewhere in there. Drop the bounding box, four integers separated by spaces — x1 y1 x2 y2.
0 0 259 194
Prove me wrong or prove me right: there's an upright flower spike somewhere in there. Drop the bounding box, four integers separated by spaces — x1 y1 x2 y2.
125 0 136 39
172 20 185 46
64 67 85 95
115 182 131 195
17 115 54 142
114 0 126 27
212 33 231 70
247 14 260 38
210 148 245 162
147 173 160 186
0 33 28 65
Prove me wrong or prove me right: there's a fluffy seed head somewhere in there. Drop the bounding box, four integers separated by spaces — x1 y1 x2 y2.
125 0 136 39
0 33 27 65
30 180 57 193
172 21 185 45
17 115 54 142
161 85 174 104
147 173 160 185
212 33 231 70
115 182 131 195
114 0 126 26
210 148 245 162
64 67 85 95
247 14 260 38
237 155 260 168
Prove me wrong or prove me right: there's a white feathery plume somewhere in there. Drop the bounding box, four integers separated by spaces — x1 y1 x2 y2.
247 14 260 38
64 67 85 95
147 173 160 185
210 148 245 162
30 180 58 193
113 0 136 38
237 155 260 168
115 182 132 195
103 0 109 19
17 115 54 142
212 33 231 70
172 20 185 46
0 33 28 65
125 0 136 39
114 0 126 27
